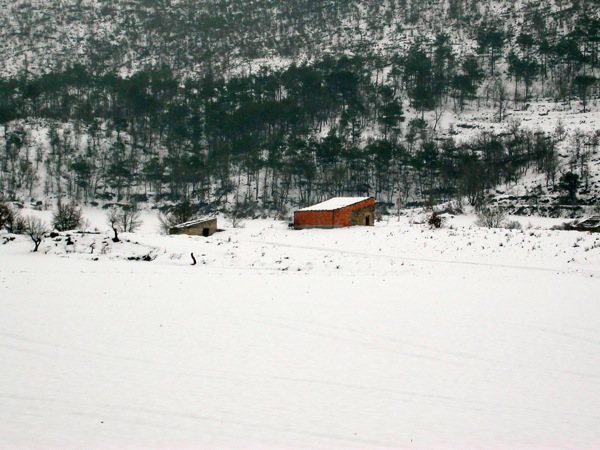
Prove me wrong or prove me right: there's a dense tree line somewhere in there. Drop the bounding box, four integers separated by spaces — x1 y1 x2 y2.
1 0 599 214
1 49 597 214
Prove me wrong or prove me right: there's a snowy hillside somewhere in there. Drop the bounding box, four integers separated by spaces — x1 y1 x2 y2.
0 0 497 77
1 209 600 448
2 0 599 215
0 0 596 78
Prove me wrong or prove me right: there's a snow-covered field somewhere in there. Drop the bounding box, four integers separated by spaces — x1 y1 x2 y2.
1 209 600 449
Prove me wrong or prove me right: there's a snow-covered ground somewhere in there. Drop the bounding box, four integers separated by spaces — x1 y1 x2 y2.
1 209 600 449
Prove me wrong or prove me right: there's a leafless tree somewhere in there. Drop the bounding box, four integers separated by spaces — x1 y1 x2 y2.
119 205 143 232
491 78 509 122
158 212 174 234
106 204 143 241
432 102 447 132
158 202 195 234
24 215 47 252
106 207 120 242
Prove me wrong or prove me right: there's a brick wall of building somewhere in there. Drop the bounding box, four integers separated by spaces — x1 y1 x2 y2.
294 210 335 229
294 198 375 229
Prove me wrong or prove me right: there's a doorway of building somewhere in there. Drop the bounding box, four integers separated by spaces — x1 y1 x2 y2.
365 216 370 226
202 228 210 237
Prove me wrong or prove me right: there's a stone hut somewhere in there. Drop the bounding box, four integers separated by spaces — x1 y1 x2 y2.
294 197 375 230
169 217 217 237
572 215 600 232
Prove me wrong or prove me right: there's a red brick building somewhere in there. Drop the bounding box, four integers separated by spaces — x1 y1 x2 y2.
294 197 375 230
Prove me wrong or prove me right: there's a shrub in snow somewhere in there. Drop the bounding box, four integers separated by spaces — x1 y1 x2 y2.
428 212 445 229
504 219 522 230
475 207 507 228
52 202 83 231
551 221 576 231
436 201 463 216
0 201 25 233
0 201 13 231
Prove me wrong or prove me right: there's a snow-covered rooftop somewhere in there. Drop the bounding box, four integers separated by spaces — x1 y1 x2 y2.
172 217 216 229
574 215 600 229
298 197 372 212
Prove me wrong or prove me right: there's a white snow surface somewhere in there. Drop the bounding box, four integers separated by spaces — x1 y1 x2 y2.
1 209 600 449
298 197 372 212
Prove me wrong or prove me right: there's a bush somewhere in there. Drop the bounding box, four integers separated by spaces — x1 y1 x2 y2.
504 219 522 230
0 201 25 233
475 207 507 228
11 215 27 234
550 221 575 231
428 212 444 229
0 201 15 231
52 202 83 231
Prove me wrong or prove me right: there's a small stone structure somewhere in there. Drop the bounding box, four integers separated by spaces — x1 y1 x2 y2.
170 217 217 237
294 197 375 230
572 215 600 232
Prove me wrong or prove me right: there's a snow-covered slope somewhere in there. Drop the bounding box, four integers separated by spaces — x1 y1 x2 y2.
0 0 595 78
1 211 599 448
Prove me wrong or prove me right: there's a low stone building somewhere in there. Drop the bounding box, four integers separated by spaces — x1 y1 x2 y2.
169 217 217 237
572 215 600 232
294 197 375 230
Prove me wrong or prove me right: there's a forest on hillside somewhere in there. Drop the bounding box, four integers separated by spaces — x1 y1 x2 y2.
0 0 599 216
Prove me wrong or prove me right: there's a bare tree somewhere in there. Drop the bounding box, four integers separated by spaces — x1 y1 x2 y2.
24 215 47 252
158 202 195 234
491 78 509 122
106 208 120 242
432 102 447 132
106 205 143 241
158 211 177 234
119 204 143 232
